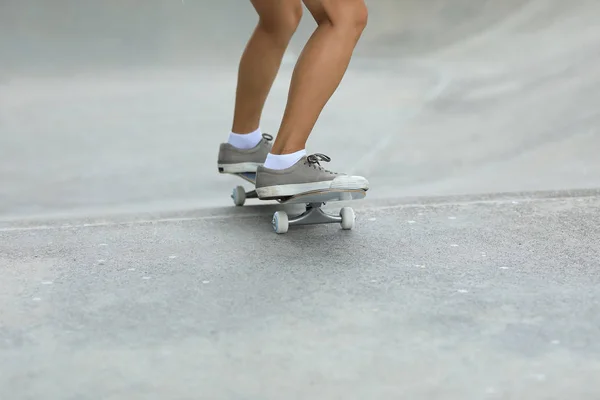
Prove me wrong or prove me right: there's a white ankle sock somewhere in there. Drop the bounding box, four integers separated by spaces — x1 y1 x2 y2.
227 128 263 149
263 149 306 170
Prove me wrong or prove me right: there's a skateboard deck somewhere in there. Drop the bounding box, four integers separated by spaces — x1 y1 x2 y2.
235 172 257 185
276 188 367 204
225 171 366 234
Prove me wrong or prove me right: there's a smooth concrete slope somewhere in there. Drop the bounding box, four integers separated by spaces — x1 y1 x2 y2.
0 0 599 218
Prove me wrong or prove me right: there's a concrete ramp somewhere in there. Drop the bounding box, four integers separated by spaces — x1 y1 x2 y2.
1 0 599 217
1 1 600 399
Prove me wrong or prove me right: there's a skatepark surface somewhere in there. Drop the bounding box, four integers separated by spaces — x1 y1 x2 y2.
1 1 600 398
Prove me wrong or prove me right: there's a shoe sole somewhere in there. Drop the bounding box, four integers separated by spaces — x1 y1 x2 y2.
218 162 262 174
256 176 369 198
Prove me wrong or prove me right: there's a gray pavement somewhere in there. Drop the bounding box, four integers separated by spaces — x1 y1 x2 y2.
2 1 600 399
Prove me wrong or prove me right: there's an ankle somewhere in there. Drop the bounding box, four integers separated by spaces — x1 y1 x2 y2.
271 144 306 155
227 128 263 149
263 149 306 170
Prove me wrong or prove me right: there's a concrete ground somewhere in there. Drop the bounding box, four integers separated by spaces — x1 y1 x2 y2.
1 1 600 399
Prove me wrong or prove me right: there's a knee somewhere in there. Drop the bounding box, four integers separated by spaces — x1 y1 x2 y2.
258 2 303 40
325 0 368 37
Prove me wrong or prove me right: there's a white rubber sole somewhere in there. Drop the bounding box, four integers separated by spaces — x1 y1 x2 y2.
218 162 262 174
256 176 369 198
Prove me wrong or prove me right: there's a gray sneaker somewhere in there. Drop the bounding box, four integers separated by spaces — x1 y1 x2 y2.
218 133 273 174
255 153 369 199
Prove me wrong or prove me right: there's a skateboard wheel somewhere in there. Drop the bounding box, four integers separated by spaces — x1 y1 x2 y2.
231 186 246 206
340 207 355 230
272 211 289 234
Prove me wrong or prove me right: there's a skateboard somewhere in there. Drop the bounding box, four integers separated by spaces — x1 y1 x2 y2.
226 172 366 234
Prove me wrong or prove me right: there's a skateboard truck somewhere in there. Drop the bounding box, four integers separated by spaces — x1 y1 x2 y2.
272 203 355 234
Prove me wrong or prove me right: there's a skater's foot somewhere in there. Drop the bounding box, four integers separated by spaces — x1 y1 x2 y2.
218 133 273 173
255 153 368 199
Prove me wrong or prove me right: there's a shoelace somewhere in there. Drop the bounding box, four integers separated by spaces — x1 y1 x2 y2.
306 153 330 165
262 133 273 141
305 153 335 173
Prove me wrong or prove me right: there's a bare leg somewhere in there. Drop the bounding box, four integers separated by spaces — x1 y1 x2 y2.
270 0 368 154
231 0 303 134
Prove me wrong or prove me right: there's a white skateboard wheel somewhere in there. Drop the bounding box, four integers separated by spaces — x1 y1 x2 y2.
231 186 246 206
272 211 289 234
340 207 355 230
